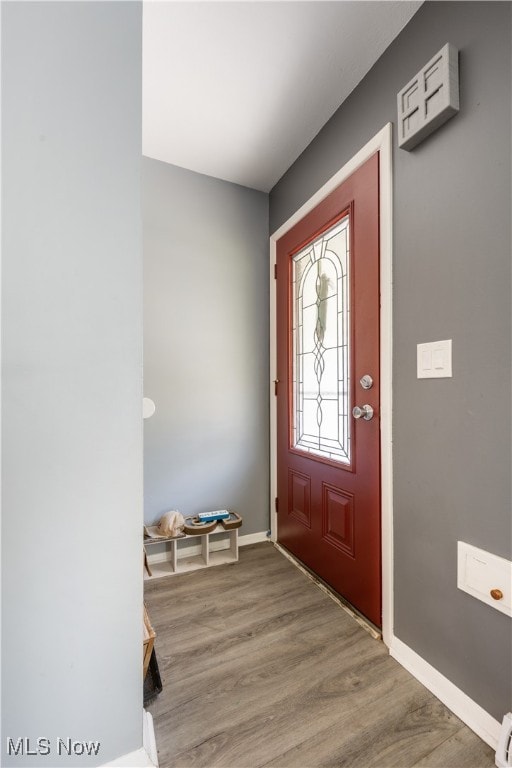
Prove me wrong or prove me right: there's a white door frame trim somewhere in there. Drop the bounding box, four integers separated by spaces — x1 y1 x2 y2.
269 123 394 646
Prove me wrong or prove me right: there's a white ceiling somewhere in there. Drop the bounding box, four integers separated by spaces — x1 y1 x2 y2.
143 1 422 192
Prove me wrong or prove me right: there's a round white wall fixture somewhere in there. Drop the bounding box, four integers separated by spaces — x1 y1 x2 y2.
143 397 156 419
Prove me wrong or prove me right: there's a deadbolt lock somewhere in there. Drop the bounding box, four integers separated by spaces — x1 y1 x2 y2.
359 374 373 390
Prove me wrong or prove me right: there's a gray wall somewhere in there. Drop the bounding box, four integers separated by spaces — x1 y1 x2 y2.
2 3 143 765
143 158 269 536
270 2 511 721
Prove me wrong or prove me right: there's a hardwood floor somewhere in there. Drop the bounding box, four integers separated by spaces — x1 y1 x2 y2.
144 542 495 768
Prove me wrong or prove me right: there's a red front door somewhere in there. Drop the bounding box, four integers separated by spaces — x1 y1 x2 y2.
276 153 381 627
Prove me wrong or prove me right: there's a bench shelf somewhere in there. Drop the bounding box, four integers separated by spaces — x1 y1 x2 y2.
143 524 239 579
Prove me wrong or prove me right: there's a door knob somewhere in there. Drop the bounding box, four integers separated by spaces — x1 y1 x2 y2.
352 404 374 421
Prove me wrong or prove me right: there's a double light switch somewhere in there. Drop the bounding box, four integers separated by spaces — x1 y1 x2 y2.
417 339 452 379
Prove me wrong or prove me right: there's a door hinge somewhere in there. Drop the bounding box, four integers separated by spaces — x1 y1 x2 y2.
275 497 279 514
274 263 277 279
274 379 279 396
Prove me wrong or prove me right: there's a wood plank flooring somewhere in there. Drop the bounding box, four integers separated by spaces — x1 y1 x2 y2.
144 542 495 768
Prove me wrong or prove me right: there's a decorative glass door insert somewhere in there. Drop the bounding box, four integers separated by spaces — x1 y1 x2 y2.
291 215 351 464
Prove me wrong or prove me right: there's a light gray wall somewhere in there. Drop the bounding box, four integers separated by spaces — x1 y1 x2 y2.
143 158 269 536
2 3 143 765
270 2 511 721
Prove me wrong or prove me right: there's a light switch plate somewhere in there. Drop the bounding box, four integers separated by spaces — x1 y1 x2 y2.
457 542 512 617
417 339 452 378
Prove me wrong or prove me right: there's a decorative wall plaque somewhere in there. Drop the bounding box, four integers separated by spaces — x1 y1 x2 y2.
397 43 459 150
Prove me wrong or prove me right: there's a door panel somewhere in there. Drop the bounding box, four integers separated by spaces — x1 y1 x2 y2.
276 153 381 627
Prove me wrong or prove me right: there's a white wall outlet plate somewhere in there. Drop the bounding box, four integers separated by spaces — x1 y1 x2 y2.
417 339 452 378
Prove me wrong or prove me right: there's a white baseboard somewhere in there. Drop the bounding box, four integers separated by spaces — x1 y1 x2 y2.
103 748 154 768
102 710 158 767
390 635 501 750
239 530 269 546
142 710 158 767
